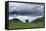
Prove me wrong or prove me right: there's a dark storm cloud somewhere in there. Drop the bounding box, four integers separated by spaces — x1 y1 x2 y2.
9 2 44 16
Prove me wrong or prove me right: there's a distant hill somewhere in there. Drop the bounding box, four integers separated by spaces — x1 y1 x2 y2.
31 17 45 23
9 18 23 22
9 17 45 23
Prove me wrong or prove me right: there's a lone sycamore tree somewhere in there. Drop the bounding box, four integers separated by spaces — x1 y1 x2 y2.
26 19 29 23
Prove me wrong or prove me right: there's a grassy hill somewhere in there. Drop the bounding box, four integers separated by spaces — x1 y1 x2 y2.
9 18 23 23
8 17 45 30
31 17 45 23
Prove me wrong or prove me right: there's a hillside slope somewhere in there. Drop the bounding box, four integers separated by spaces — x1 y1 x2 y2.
31 17 45 23
9 18 23 22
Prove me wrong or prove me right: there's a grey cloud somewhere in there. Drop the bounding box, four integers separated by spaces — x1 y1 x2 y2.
9 2 44 16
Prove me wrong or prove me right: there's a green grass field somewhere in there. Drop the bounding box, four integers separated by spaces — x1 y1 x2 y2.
9 21 44 30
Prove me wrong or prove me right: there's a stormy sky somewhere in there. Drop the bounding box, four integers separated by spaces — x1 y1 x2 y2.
9 2 44 22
